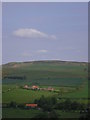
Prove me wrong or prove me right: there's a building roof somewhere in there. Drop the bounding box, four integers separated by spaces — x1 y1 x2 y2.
32 85 39 89
26 104 37 107
24 85 29 88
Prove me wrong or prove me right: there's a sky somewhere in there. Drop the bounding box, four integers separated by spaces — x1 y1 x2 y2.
2 2 88 64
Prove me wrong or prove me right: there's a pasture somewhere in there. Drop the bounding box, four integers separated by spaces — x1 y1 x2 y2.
2 108 42 118
2 85 57 103
2 61 88 118
62 82 88 99
2 82 88 104
2 61 88 87
2 108 82 118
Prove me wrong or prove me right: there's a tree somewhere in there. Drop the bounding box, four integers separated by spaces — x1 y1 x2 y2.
18 103 25 109
71 101 80 110
58 88 63 97
9 101 17 108
42 104 52 112
63 99 72 110
51 96 57 105
34 99 38 104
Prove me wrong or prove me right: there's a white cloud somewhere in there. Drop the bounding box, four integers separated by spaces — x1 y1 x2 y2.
13 28 56 40
37 50 48 53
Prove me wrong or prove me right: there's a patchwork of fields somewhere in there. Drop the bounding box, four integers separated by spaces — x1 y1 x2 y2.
2 61 88 86
2 83 88 104
2 85 57 103
2 61 88 118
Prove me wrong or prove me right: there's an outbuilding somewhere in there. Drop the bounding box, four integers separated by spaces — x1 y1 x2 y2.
25 104 38 109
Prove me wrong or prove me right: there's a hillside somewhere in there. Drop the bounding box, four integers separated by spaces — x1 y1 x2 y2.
2 60 88 86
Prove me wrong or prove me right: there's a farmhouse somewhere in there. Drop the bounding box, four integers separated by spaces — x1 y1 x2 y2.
23 85 54 91
25 104 38 108
31 85 39 90
23 85 29 89
47 87 54 91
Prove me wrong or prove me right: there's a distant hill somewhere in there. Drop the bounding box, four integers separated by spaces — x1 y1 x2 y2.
2 60 88 86
3 60 87 66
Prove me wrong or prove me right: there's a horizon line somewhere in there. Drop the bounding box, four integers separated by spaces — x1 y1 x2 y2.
2 59 88 65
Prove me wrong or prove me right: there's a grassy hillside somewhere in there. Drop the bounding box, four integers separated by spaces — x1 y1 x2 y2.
2 60 88 86
2 61 88 118
2 85 57 103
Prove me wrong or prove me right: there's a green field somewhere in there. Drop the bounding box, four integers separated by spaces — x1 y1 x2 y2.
2 83 88 104
2 61 88 103
62 82 88 99
2 60 88 118
56 110 82 118
2 108 82 119
2 61 88 86
2 85 57 103
2 108 43 118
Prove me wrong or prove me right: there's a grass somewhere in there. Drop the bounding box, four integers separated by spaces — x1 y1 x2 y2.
2 86 57 103
3 78 86 87
2 61 88 118
56 110 82 118
2 108 82 118
2 82 88 104
2 108 42 118
2 61 88 86
62 82 88 99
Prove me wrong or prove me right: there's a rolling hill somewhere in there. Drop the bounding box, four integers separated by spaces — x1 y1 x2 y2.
2 60 88 86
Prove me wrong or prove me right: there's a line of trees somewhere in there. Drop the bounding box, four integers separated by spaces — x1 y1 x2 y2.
3 97 89 113
2 95 89 119
4 75 26 80
34 96 89 119
34 95 88 112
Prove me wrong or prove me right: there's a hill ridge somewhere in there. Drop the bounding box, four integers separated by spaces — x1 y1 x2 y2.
3 60 87 66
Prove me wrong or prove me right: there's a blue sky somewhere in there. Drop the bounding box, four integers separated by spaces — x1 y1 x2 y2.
2 2 88 64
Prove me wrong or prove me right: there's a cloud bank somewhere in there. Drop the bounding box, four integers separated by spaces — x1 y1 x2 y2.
13 28 56 40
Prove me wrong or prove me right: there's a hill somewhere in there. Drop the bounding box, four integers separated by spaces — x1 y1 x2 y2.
2 60 88 86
